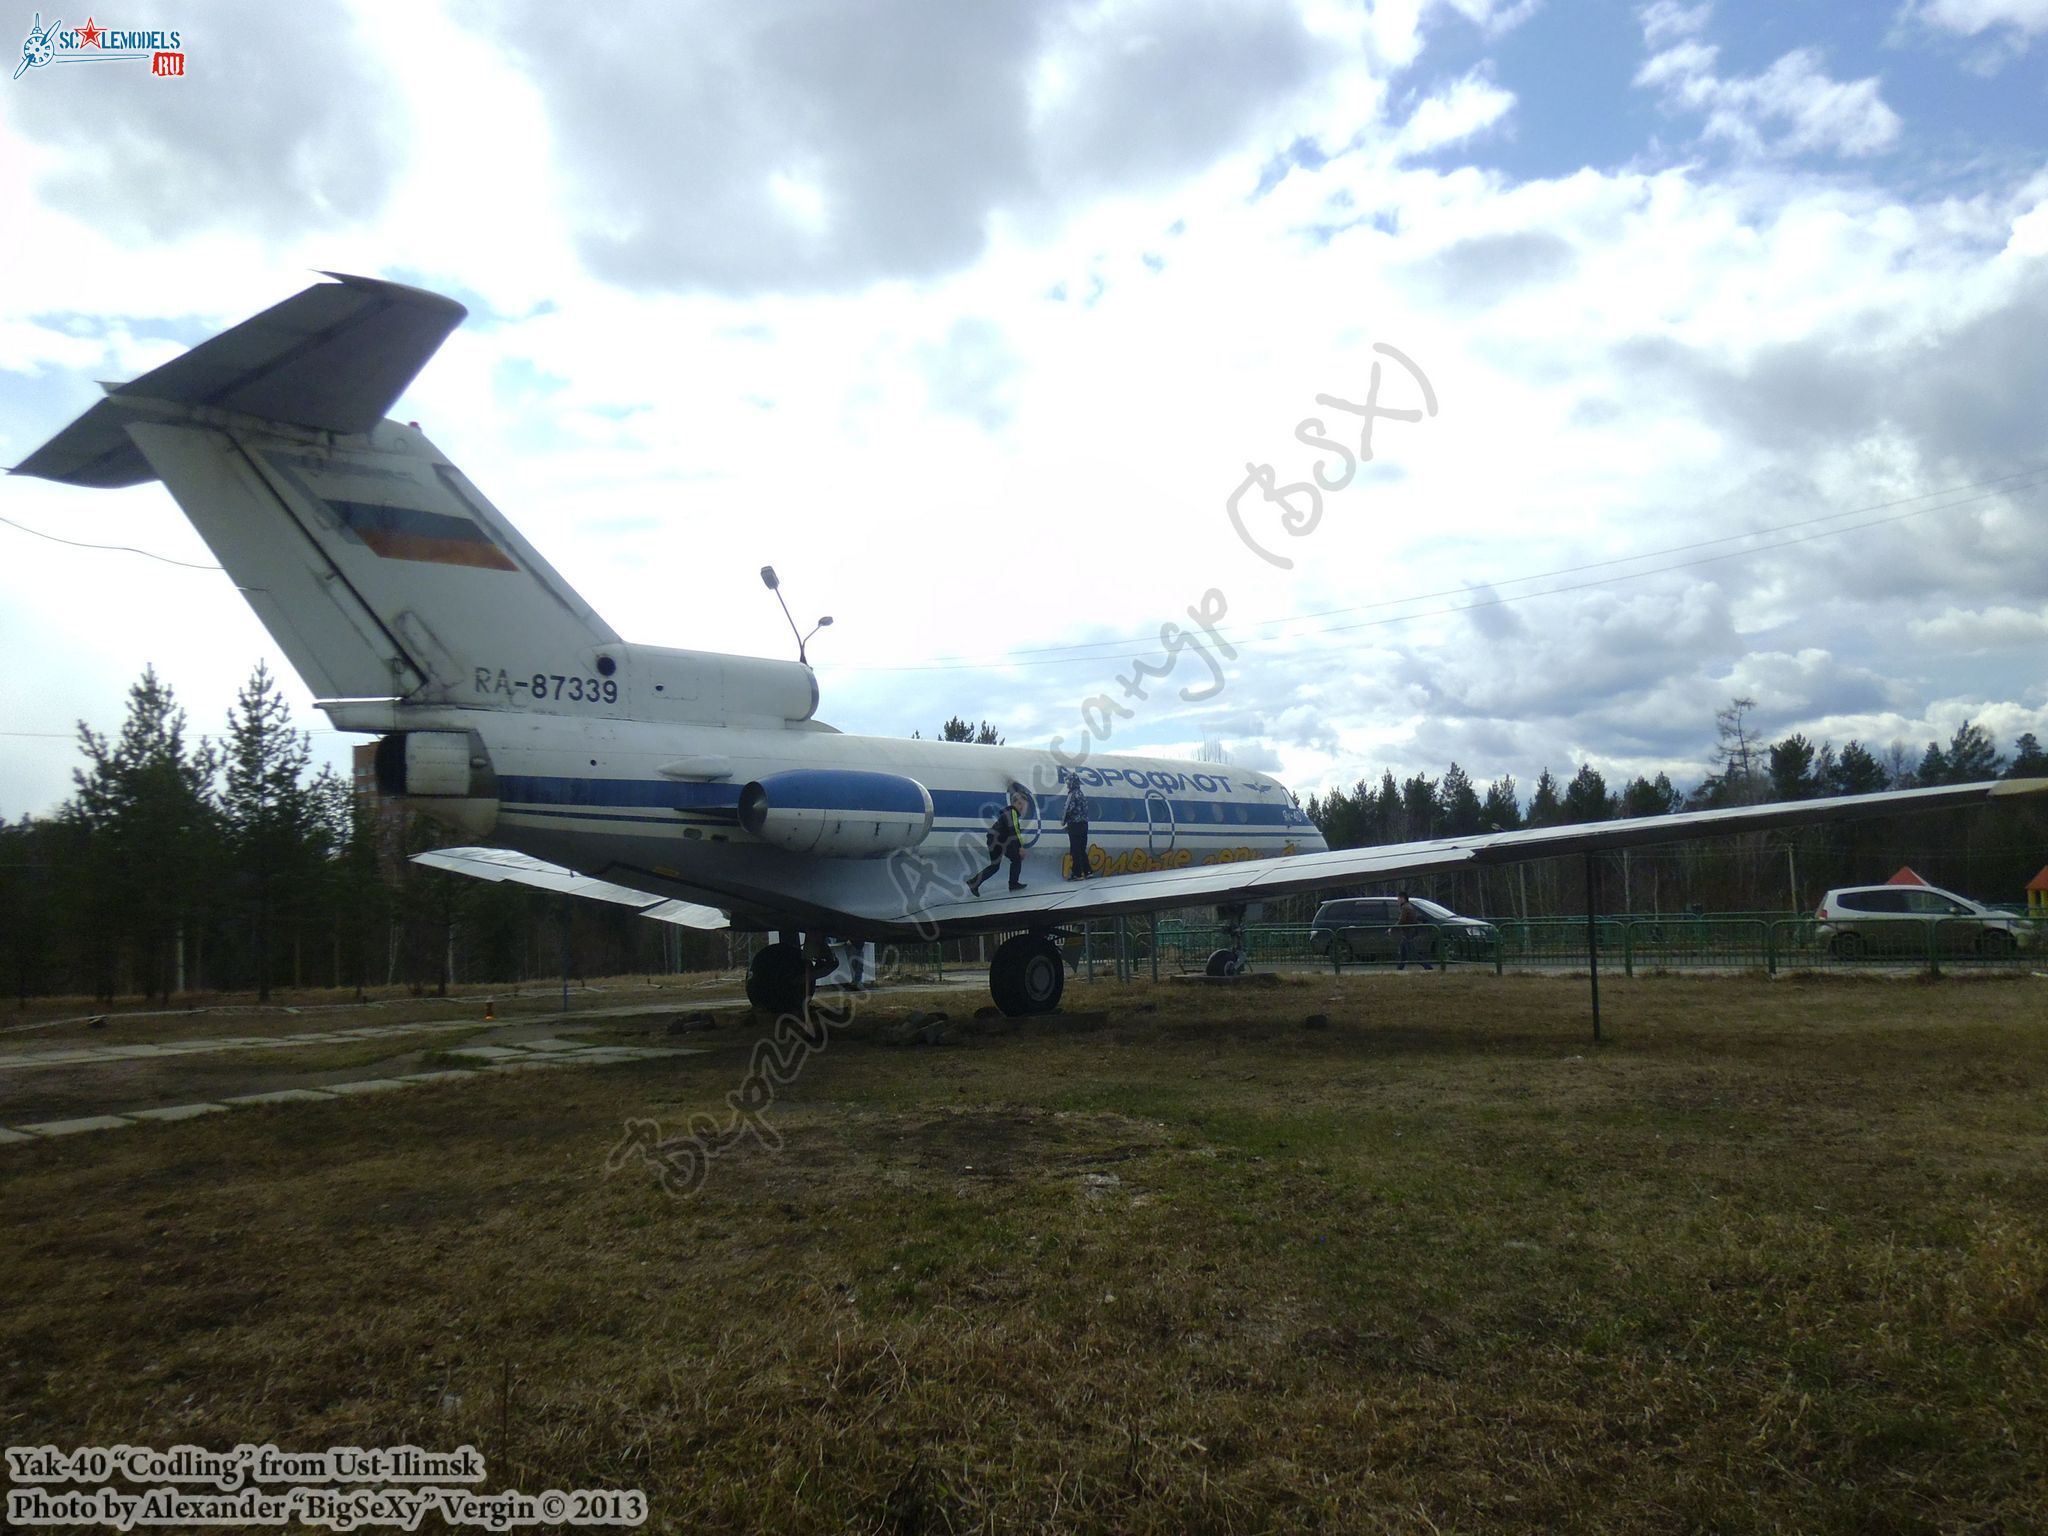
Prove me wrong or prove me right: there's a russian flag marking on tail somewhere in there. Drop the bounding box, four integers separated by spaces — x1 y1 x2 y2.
325 497 519 570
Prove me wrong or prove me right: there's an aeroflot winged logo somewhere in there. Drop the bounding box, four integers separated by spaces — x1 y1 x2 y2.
13 12 186 79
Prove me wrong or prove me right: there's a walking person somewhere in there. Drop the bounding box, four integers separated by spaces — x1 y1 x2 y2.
1395 891 1434 971
1061 773 1093 880
967 784 1031 896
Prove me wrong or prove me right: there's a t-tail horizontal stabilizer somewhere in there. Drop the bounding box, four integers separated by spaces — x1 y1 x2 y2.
13 274 620 708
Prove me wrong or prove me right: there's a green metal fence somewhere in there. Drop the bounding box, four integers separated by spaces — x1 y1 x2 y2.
1150 914 2043 976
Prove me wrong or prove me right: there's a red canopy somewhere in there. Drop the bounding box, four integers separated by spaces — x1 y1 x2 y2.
1886 866 1930 886
2029 866 2048 894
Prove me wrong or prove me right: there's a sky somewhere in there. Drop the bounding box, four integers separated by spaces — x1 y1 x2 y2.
2 0 2045 820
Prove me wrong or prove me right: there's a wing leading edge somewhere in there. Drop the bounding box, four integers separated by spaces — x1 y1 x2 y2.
416 778 2046 938
916 776 2048 930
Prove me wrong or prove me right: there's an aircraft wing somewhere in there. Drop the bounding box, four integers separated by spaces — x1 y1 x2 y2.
912 776 2048 930
413 847 731 930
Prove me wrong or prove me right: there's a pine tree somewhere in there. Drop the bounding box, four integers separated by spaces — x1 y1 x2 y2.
1619 773 1681 818
938 716 1003 745
221 662 316 1002
2010 733 2048 778
1768 734 1819 800
1438 763 1483 837
1528 769 1563 827
1563 763 1613 822
1710 697 1764 805
1480 775 1522 831
1941 720 2002 782
1830 741 1889 795
1401 773 1441 839
65 667 219 1000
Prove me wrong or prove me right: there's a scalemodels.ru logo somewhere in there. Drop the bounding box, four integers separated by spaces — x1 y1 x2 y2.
13 12 185 79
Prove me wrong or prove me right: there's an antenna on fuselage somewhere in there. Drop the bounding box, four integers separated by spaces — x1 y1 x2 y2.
759 565 833 665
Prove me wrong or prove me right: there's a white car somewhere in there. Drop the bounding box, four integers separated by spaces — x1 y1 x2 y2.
1815 883 2030 960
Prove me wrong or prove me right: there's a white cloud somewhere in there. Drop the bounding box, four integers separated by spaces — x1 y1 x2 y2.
1914 0 2048 36
1395 71 1517 156
1908 605 2048 650
1634 9 1902 159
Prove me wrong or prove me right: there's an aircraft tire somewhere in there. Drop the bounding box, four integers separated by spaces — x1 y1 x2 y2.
746 941 811 1015
990 934 1064 1016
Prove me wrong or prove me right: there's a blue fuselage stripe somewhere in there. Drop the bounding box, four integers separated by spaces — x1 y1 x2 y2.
494 774 1307 830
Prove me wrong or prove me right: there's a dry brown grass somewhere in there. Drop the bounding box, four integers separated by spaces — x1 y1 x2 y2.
4 972 2046 1534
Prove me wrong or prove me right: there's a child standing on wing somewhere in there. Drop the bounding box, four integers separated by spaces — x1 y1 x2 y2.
1061 773 1093 880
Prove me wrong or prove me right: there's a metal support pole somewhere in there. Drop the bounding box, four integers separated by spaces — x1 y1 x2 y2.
560 895 572 1015
1150 912 1159 983
1585 852 1602 1044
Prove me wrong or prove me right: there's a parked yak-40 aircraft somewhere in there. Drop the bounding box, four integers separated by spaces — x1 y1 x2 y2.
17 275 2045 1014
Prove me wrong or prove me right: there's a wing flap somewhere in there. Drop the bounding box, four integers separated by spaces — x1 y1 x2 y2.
413 847 730 931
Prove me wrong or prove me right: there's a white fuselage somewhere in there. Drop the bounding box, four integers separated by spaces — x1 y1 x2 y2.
356 705 1324 937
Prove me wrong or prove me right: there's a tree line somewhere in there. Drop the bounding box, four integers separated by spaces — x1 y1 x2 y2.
0 665 725 1005
1302 699 2048 917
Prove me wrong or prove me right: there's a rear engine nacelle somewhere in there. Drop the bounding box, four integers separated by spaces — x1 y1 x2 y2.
372 730 500 835
737 770 933 858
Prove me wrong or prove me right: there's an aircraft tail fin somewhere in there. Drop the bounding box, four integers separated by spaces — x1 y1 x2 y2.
13 275 620 709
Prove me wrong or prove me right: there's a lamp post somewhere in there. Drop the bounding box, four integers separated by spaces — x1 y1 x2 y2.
759 565 833 664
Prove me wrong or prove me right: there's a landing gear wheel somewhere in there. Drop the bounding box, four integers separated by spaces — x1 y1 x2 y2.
1205 948 1242 978
1830 932 1867 962
990 934 1064 1016
746 941 811 1015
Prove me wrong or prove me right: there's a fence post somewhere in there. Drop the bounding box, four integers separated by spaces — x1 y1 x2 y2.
1765 919 1777 977
1926 917 1941 979
1623 919 1634 979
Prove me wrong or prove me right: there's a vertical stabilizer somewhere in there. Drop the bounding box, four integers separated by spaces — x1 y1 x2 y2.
14 274 620 710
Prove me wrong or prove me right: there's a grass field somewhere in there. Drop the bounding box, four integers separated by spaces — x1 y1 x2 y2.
4 972 2046 1533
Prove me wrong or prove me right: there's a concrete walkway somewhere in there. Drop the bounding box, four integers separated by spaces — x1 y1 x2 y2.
0 974 994 1148
0 1032 706 1145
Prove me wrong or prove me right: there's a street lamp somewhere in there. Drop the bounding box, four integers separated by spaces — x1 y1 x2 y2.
759 565 833 665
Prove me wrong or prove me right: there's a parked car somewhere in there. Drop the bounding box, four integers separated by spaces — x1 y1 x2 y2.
1308 896 1499 963
1815 883 2031 959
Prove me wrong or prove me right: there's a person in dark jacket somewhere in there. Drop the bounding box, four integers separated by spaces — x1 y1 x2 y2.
1395 891 1434 971
967 785 1031 896
1061 774 1092 880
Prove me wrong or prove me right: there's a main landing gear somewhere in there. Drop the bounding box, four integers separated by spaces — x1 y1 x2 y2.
745 939 812 1016
749 929 1067 1020
1205 903 1250 977
989 932 1065 1017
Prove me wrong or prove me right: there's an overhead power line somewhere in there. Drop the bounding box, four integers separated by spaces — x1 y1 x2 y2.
828 467 2048 673
0 512 223 571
